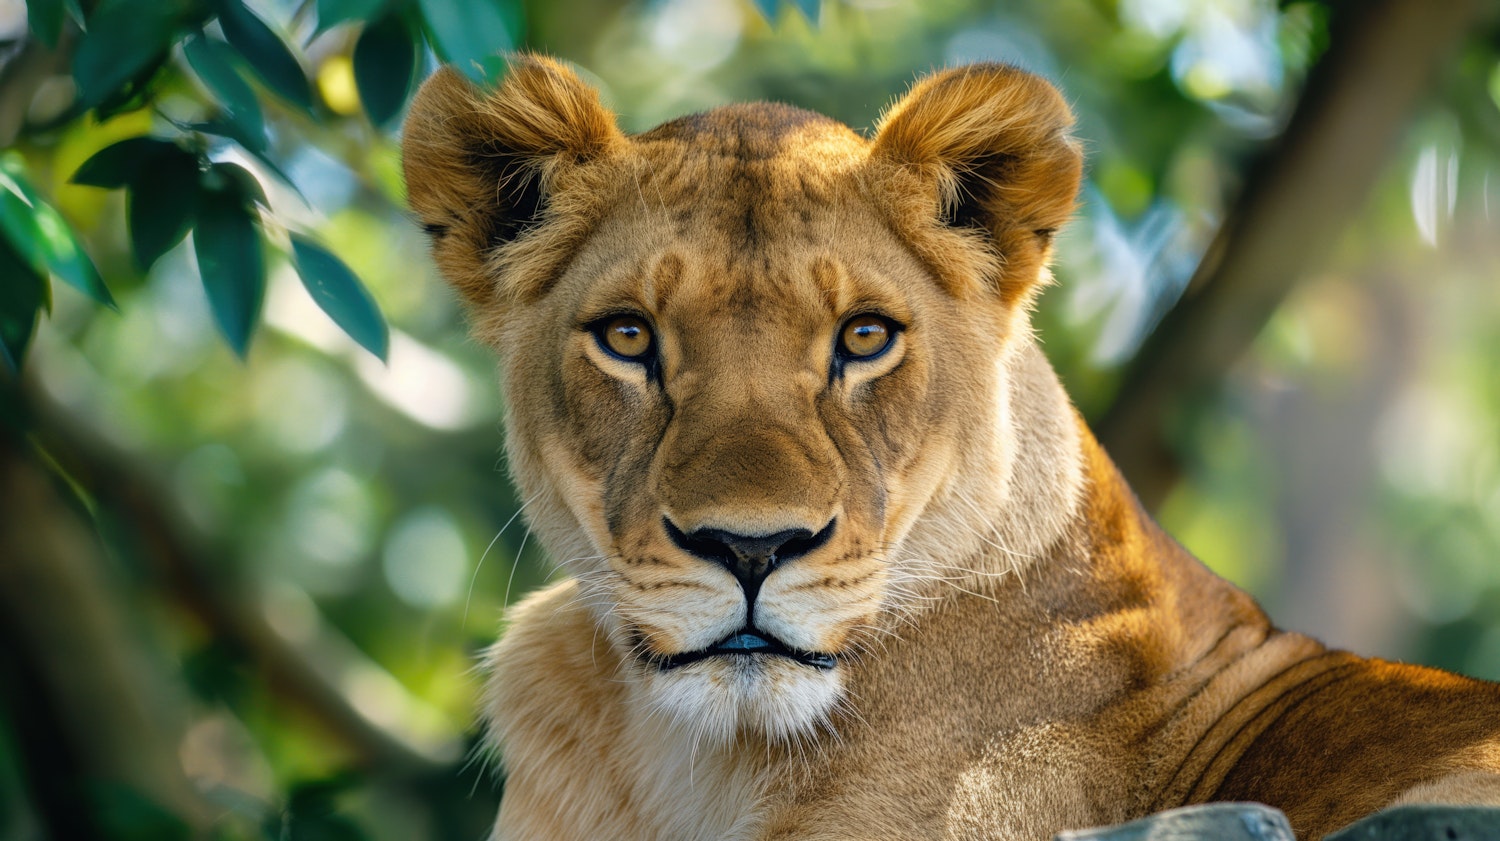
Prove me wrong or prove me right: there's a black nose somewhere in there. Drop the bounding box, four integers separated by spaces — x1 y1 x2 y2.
664 518 835 602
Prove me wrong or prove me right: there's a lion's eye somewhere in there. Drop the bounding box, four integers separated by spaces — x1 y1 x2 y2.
837 315 895 360
595 315 654 361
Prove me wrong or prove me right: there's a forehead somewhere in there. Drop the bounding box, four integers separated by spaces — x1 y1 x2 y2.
561 103 924 318
633 103 867 245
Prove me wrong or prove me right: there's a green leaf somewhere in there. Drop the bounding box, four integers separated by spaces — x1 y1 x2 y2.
208 161 268 210
72 137 181 188
27 0 67 47
418 0 518 83
353 13 418 129
315 0 391 36
72 0 187 108
194 181 265 358
0 236 45 374
0 158 114 308
29 201 112 308
184 33 266 141
172 115 266 154
215 0 314 109
290 235 388 360
790 0 819 23
168 118 304 202
128 149 202 271
0 181 46 278
28 0 86 44
749 0 779 22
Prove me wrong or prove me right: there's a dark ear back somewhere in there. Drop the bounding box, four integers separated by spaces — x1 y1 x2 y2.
868 64 1082 305
402 55 624 307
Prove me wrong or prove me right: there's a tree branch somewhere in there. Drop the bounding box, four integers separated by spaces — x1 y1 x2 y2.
13 383 451 781
0 421 215 836
1094 0 1494 510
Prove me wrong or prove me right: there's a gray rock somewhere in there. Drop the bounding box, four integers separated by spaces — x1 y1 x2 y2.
1055 803 1295 841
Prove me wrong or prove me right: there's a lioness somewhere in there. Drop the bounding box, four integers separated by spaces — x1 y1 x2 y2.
402 56 1500 840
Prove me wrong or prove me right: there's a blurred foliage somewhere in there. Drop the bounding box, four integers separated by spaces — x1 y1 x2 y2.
2 0 1500 838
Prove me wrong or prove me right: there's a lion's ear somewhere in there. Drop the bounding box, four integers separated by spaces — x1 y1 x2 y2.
869 64 1082 304
402 55 624 306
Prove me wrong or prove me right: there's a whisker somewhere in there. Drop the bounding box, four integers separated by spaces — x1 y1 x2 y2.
463 490 543 629
501 525 535 612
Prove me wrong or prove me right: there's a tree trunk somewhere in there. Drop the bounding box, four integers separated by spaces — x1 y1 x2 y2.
1095 0 1493 510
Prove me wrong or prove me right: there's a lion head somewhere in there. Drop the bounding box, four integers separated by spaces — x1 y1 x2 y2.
403 56 1084 742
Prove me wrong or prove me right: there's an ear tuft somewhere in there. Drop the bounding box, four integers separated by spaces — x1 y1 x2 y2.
402 54 624 307
470 55 622 163
869 64 1083 304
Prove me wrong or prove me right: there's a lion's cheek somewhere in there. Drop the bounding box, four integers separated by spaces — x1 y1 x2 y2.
558 360 650 466
864 349 941 468
526 433 616 558
610 570 747 654
865 351 974 544
827 349 957 541
546 354 671 528
754 564 887 654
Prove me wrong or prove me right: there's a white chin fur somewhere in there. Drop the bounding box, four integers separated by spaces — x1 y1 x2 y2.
633 655 844 744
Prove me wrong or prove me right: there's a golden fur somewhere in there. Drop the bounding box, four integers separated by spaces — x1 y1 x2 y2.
402 55 1500 841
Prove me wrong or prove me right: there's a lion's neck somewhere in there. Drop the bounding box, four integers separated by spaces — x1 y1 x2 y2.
898 336 1087 592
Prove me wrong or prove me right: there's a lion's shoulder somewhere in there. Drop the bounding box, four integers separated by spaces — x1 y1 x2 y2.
485 581 624 748
483 582 648 838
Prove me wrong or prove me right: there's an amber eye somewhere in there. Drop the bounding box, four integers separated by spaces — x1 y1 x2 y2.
837 315 895 360
595 315 654 361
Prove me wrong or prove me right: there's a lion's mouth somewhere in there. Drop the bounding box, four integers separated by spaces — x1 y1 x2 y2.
656 628 837 671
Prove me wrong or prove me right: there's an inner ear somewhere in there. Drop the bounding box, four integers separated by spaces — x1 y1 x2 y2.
471 140 547 247
945 152 1014 233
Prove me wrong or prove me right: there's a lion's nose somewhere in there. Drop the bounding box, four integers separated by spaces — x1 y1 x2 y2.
663 518 835 603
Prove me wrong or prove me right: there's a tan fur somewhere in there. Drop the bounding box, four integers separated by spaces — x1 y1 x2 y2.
402 56 1500 841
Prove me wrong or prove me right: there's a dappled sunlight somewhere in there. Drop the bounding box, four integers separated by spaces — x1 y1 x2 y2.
1410 139 1463 247
355 331 481 431
649 0 743 73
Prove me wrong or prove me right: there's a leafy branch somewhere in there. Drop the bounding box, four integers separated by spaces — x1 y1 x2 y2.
2 0 528 373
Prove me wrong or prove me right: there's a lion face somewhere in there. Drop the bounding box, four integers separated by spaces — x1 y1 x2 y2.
499 146 981 740
403 57 1082 740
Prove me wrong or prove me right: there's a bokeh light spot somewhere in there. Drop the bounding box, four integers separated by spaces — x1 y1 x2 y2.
318 54 362 117
650 0 743 72
288 467 376 570
383 506 470 608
